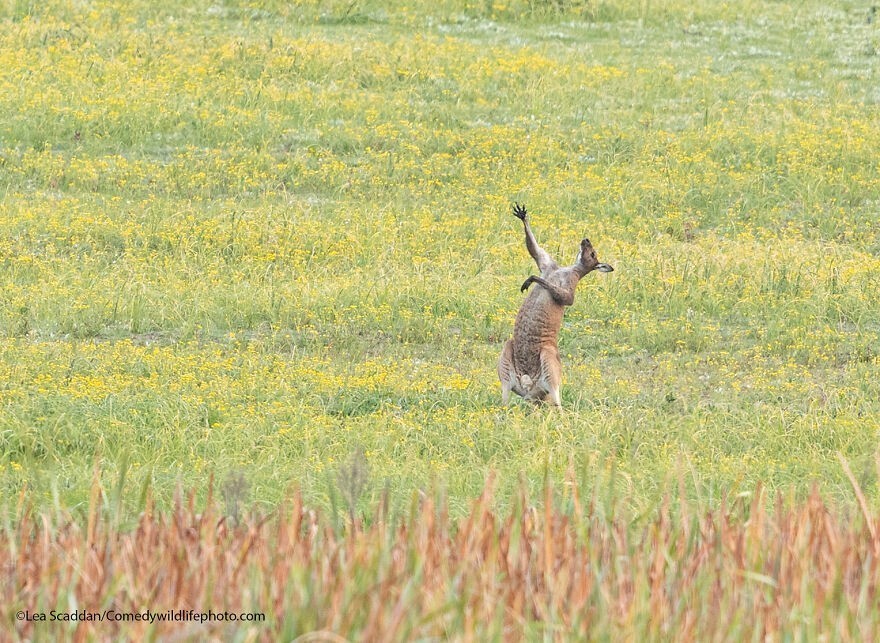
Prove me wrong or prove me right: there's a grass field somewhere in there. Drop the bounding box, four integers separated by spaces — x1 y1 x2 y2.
2 0 880 510
2 0 880 635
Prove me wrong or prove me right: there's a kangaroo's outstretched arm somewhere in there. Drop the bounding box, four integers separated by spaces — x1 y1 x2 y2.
520 275 575 306
512 203 555 273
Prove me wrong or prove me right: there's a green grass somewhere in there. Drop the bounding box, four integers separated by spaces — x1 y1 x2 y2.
1 0 879 520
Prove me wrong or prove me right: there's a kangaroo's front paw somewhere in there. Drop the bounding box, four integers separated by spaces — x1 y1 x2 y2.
520 276 535 292
512 202 527 221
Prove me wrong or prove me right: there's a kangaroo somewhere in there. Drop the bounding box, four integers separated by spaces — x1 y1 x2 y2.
498 203 613 406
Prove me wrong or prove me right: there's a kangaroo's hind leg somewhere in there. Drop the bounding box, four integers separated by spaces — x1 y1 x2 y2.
538 346 563 407
498 340 516 405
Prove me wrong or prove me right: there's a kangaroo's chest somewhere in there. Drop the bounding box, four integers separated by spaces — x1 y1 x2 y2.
512 291 565 373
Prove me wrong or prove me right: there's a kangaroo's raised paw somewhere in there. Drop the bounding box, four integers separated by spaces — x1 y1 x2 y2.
521 276 534 292
512 202 527 220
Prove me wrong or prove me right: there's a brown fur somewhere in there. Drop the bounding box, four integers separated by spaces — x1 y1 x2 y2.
498 203 613 406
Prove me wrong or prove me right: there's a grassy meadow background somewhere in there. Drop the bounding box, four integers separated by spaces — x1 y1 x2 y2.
5 0 880 639
1 0 880 519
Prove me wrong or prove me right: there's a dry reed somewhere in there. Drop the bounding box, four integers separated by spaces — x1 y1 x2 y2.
3 471 880 641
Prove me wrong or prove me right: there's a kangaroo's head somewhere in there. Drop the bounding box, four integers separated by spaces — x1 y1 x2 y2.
575 238 614 274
